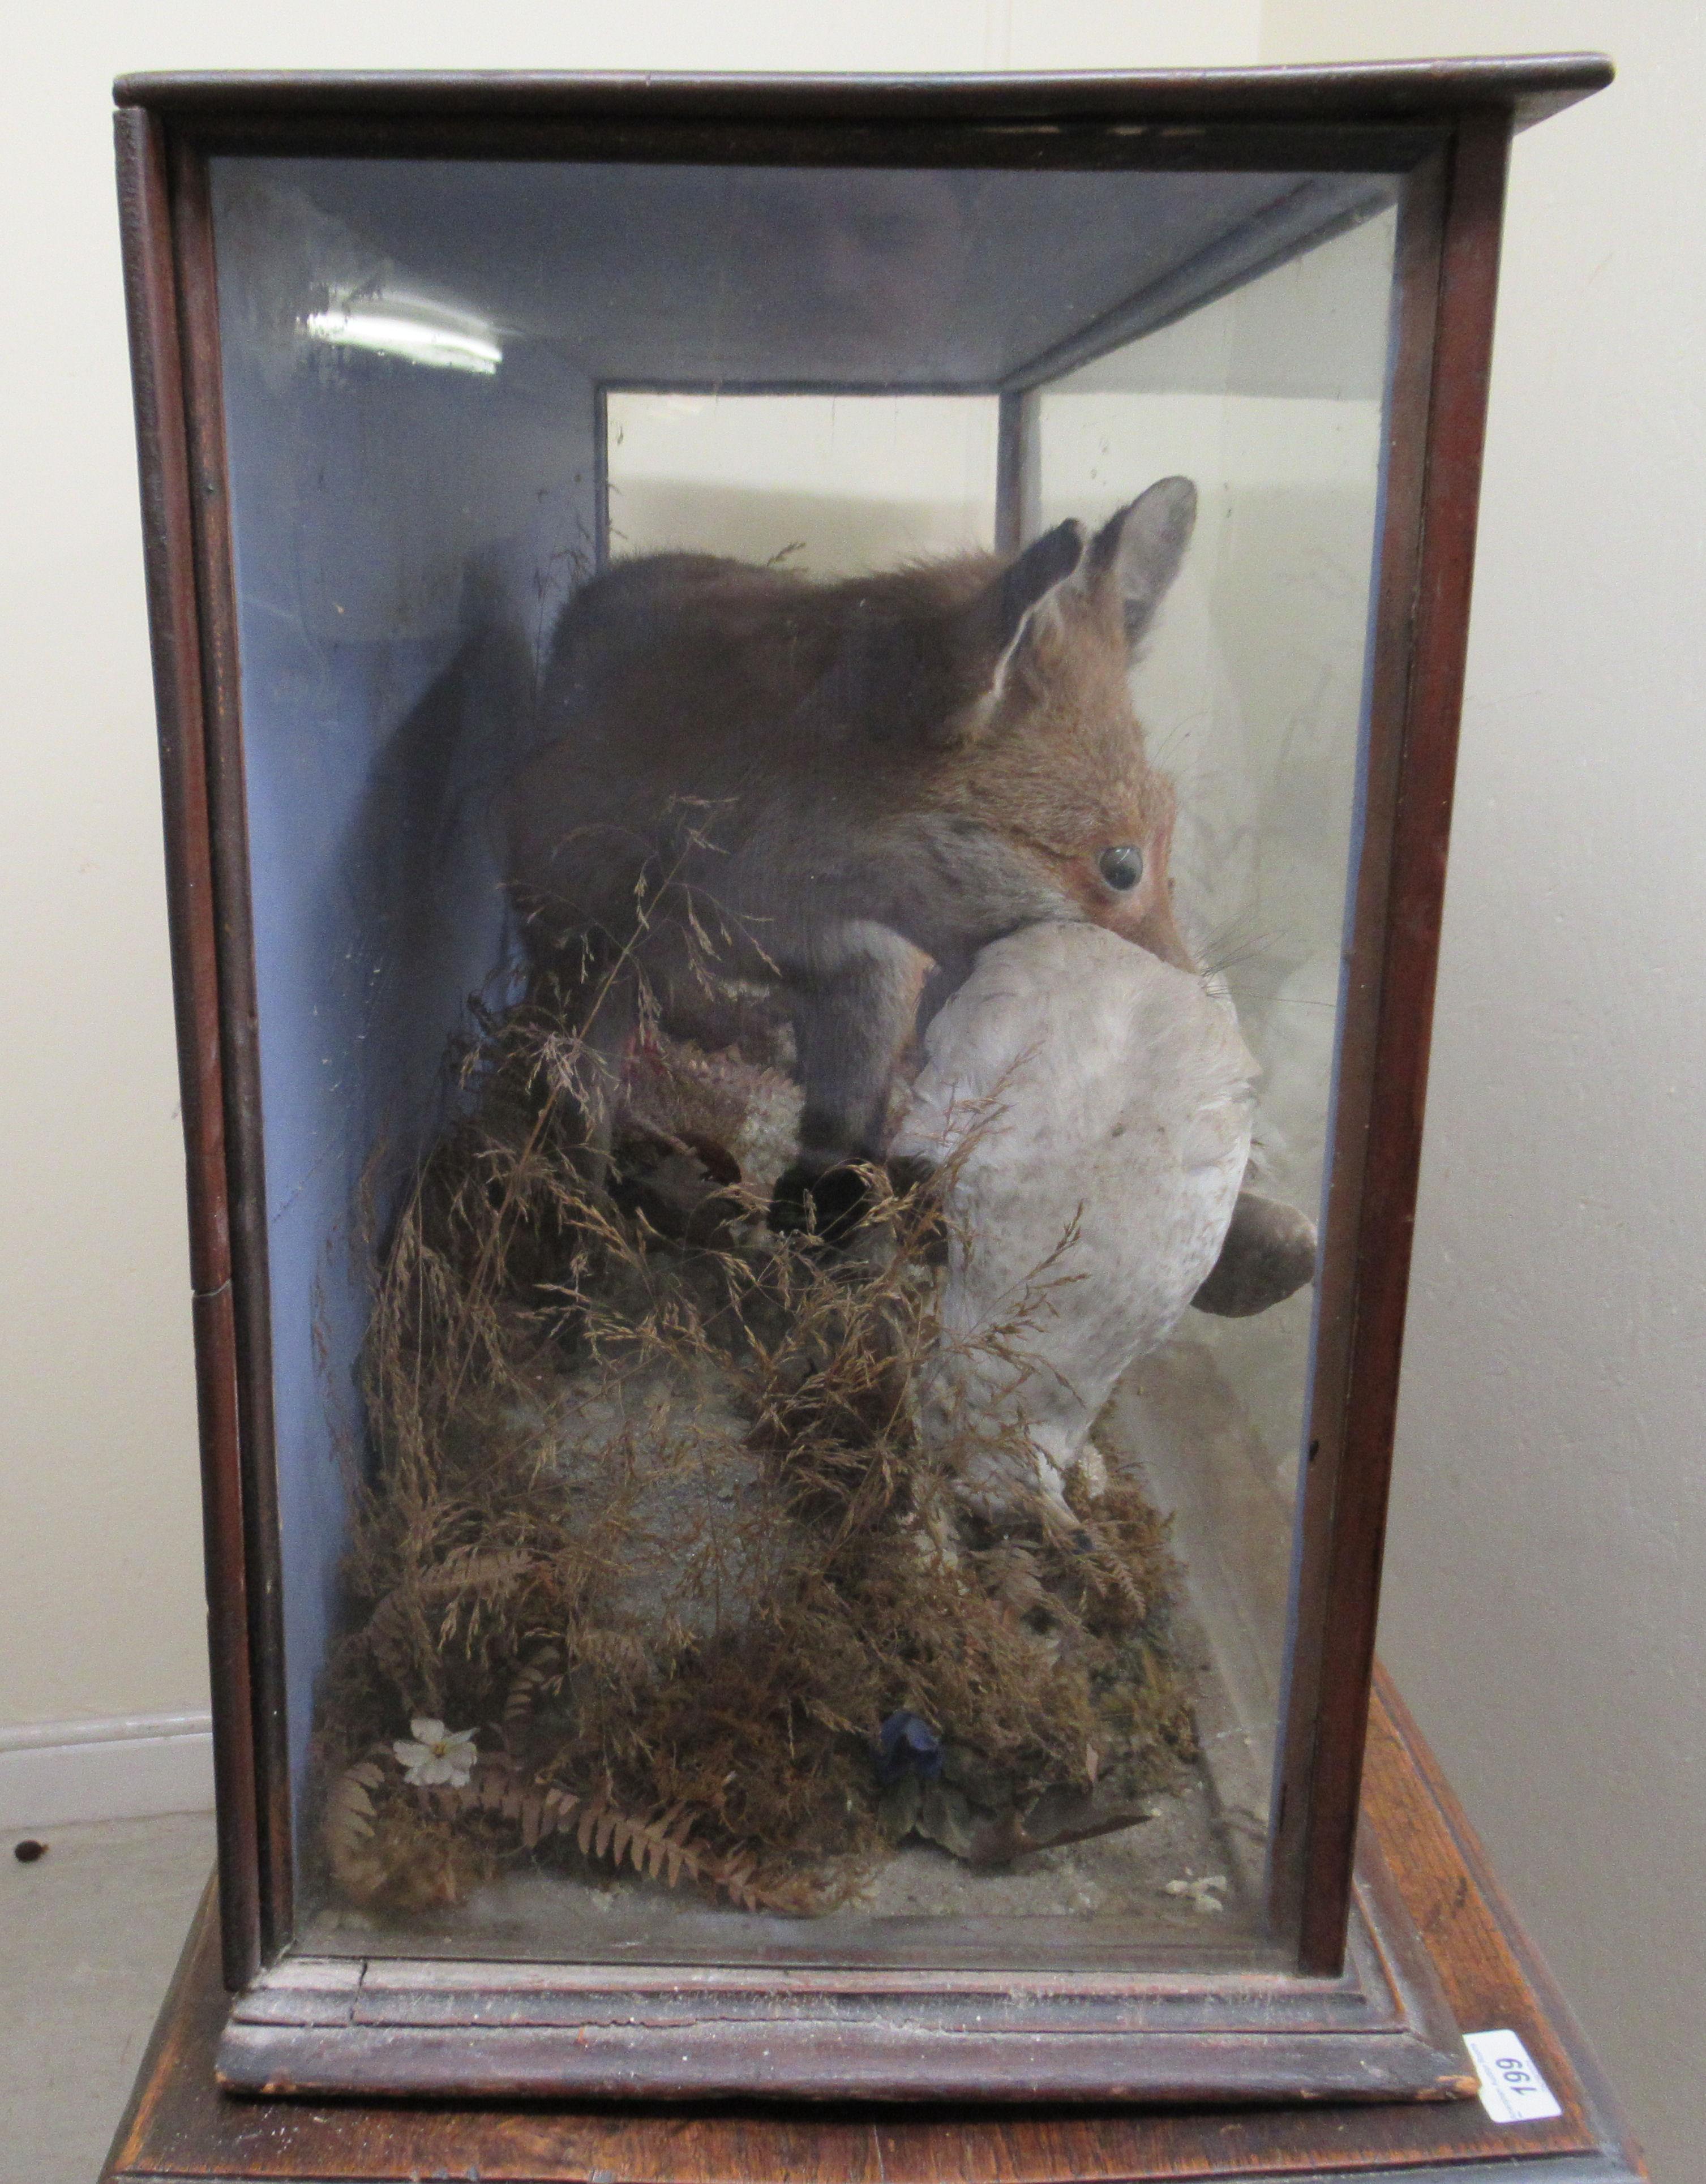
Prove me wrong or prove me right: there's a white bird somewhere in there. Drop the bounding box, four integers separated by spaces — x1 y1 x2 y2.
891 924 1258 1521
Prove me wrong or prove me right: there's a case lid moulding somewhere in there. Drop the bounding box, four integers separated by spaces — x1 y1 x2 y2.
112 57 1613 131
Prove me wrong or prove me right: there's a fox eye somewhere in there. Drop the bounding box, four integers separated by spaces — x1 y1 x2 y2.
1097 844 1144 893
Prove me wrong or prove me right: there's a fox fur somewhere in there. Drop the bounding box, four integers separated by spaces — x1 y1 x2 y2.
506 477 1199 1207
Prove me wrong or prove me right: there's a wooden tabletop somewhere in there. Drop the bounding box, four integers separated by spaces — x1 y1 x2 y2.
101 1668 1643 2183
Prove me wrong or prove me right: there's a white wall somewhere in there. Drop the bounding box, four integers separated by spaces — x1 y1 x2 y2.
5 2 1698 2177
1257 9 1700 2181
607 391 1001 572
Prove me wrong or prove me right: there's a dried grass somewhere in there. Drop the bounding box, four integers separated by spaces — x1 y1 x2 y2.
314 982 1197 1920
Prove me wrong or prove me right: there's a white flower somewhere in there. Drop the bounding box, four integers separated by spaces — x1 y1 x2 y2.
392 1717 478 1788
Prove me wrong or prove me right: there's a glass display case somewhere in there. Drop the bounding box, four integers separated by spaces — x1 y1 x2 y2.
115 56 1609 2103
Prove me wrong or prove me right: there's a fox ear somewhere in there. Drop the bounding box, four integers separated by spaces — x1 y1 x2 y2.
990 518 1087 657
965 517 1086 710
1090 476 1196 649
833 520 1087 748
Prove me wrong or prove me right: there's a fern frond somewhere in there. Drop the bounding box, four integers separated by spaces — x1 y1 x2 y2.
323 1756 389 1901
503 1645 563 1745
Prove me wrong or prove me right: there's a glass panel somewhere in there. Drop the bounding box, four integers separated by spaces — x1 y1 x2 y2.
1033 203 1399 1829
208 156 1399 1968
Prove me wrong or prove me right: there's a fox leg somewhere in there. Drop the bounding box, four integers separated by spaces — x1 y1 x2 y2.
770 929 925 1237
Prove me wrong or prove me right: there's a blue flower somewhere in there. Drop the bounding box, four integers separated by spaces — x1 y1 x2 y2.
876 1711 944 1784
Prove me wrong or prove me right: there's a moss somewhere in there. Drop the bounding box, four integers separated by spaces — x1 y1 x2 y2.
313 1001 1197 1918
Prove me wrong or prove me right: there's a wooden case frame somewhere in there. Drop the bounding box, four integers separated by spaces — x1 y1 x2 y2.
114 56 1610 2105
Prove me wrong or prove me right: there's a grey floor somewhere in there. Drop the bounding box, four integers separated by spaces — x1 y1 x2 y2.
2 1813 216 2184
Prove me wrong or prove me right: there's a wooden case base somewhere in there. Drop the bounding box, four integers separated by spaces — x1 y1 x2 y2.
102 1674 1644 2182
216 1822 1469 2105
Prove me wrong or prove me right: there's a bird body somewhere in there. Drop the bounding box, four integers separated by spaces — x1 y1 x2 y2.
891 924 1257 1517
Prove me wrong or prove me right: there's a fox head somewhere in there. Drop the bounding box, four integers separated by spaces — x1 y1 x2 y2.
831 477 1198 971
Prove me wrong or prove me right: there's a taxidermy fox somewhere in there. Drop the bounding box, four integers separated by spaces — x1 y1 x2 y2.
508 476 1211 1231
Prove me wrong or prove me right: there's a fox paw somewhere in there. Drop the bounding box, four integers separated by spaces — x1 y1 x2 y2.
768 1161 875 1243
